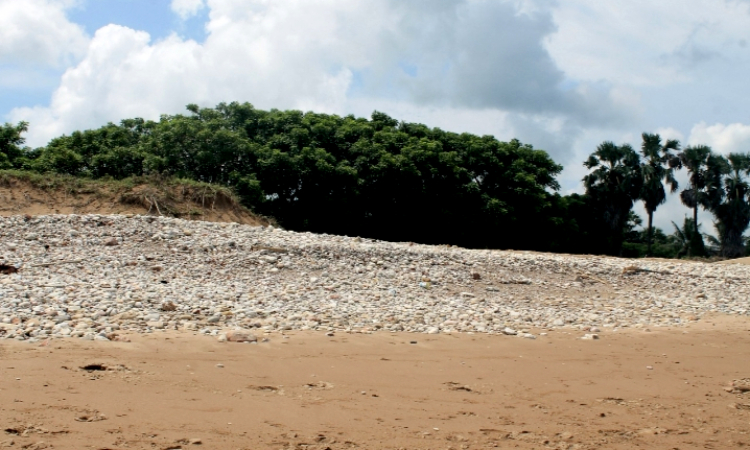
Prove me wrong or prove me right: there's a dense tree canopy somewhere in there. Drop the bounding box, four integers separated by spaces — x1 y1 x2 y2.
5 103 565 250
582 141 643 255
5 102 750 259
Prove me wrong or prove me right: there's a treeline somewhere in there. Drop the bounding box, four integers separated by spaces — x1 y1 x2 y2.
582 138 750 258
1 102 749 258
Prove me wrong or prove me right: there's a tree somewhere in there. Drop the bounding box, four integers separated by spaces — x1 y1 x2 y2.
677 145 724 256
16 103 567 251
583 141 643 255
0 121 29 169
639 133 680 256
622 211 644 243
704 153 750 258
671 216 705 258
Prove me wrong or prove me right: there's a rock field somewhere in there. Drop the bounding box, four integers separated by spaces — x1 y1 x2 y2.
1 214 749 343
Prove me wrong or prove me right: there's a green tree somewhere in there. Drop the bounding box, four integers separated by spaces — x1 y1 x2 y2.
21 103 567 252
583 141 643 255
677 145 725 256
671 216 707 258
90 146 147 178
639 133 680 256
703 153 750 258
32 146 85 175
0 121 29 169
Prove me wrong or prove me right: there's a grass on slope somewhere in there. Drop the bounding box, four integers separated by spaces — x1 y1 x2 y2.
0 170 270 225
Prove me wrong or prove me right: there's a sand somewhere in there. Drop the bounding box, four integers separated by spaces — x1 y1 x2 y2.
2 315 750 450
718 257 750 265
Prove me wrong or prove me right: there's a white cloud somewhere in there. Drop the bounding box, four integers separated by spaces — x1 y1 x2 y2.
9 0 750 238
653 127 685 143
687 122 750 154
11 0 633 153
171 0 206 20
0 0 88 68
11 16 356 146
545 0 750 86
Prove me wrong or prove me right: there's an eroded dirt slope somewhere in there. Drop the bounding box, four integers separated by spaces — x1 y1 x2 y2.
0 175 266 226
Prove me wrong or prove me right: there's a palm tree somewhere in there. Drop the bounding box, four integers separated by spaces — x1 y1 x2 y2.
678 145 723 256
639 133 680 256
671 216 705 258
583 141 643 255
704 153 750 258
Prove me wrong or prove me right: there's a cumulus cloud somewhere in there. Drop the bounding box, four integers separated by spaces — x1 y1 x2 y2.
11 11 356 146
343 1 633 128
11 0 637 158
0 0 88 68
653 127 685 143
405 1 564 111
546 0 750 86
688 122 750 154
171 0 206 20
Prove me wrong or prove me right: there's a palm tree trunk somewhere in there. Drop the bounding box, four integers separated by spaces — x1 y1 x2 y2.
724 228 742 258
692 205 698 256
647 212 654 256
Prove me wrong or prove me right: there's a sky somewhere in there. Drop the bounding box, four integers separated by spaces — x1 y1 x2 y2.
2 0 750 233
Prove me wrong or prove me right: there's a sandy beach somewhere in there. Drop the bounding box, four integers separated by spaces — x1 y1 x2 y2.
2 314 750 450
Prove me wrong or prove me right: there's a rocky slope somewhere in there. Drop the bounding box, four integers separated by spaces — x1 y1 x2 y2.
1 214 749 343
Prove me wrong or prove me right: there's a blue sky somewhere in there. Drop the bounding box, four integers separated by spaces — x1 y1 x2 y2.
67 0 208 43
0 0 208 114
2 0 750 232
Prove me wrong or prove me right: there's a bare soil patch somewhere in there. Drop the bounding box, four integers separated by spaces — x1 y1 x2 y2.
0 173 267 226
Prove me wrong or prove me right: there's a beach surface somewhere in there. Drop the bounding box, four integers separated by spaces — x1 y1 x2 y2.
2 314 750 450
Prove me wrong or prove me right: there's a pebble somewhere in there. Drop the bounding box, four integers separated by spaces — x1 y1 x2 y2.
0 214 748 343
224 331 257 343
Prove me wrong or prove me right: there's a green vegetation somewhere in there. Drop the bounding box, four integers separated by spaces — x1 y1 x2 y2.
2 102 749 259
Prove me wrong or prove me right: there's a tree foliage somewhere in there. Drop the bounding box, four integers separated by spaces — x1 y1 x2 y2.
638 133 680 256
18 103 564 250
10 103 750 260
582 141 643 255
677 145 725 256
670 217 705 258
0 121 29 169
703 153 750 258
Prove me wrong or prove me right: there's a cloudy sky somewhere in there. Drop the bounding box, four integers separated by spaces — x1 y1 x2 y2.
3 0 750 232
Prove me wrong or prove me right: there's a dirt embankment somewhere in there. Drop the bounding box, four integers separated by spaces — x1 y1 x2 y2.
0 172 269 226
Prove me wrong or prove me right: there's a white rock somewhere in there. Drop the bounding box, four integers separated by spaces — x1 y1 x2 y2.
0 213 748 344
